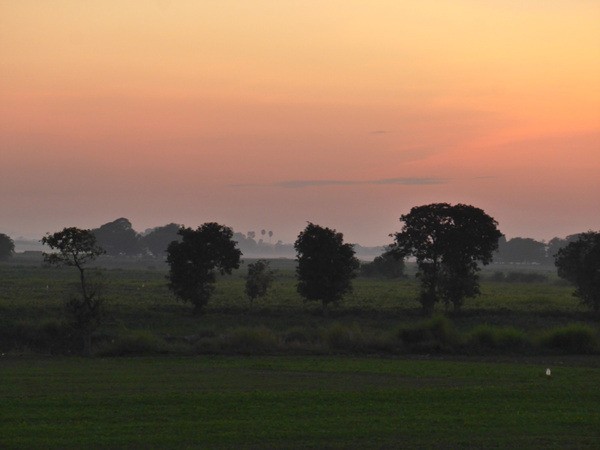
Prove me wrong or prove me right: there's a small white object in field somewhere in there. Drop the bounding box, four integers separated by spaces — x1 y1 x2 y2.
546 368 552 377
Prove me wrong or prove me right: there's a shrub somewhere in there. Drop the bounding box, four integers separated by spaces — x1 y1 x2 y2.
466 325 530 353
398 316 461 353
505 272 548 283
219 326 279 354
96 330 165 356
1 319 74 354
321 322 365 352
283 326 313 345
537 324 599 354
490 271 506 282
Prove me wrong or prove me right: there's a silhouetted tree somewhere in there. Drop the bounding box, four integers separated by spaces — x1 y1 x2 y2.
547 234 582 262
232 232 258 255
93 218 142 256
166 223 242 315
496 237 546 264
555 231 600 312
391 203 501 315
360 247 405 278
0 233 15 260
294 223 359 313
245 259 275 305
142 223 181 257
41 227 106 356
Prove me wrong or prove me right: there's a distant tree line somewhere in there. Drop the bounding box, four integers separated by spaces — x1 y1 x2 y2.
494 234 584 265
28 203 600 355
0 233 15 260
5 216 579 266
80 218 294 258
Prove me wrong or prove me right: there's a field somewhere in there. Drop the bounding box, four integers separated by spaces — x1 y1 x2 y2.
1 258 599 447
2 356 599 448
0 257 597 356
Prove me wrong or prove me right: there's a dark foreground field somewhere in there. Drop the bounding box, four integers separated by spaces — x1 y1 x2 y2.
1 356 599 449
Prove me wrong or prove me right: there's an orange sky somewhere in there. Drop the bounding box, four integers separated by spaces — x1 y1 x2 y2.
1 1 599 246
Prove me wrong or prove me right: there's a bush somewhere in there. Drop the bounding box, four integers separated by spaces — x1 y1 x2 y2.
96 330 165 356
0 319 74 354
218 326 279 354
398 316 461 353
490 271 506 282
466 325 530 353
537 324 599 354
283 326 314 345
321 322 365 351
505 272 548 283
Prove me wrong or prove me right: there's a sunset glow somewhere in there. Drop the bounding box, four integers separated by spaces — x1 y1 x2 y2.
1 1 599 245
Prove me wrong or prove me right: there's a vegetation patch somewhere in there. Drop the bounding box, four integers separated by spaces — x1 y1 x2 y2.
466 325 531 353
398 316 462 353
537 324 599 354
95 329 166 356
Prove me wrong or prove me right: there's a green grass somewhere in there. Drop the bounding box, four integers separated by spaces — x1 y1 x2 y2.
1 260 598 447
0 261 597 356
0 261 600 355
1 356 599 448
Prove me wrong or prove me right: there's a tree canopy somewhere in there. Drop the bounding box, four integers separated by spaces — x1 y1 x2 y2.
360 247 405 278
93 218 142 256
294 223 360 312
496 237 546 264
555 231 600 312
166 223 242 314
141 223 181 257
0 233 15 260
392 203 501 315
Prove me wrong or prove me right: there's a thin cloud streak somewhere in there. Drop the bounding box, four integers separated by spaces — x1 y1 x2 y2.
232 177 448 189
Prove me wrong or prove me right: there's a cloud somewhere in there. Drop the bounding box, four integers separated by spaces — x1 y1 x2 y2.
232 177 448 189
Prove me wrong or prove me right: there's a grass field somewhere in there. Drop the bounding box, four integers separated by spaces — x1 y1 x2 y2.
1 259 599 447
0 259 598 357
1 355 599 448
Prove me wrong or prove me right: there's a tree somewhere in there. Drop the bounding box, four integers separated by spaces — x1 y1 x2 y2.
294 223 360 313
547 234 582 263
141 223 181 257
245 259 275 305
166 223 242 315
555 231 600 312
360 247 405 278
0 233 15 260
391 203 501 315
93 218 142 256
41 227 106 356
496 237 546 264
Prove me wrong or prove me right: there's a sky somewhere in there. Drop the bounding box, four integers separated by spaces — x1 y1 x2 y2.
1 0 599 247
